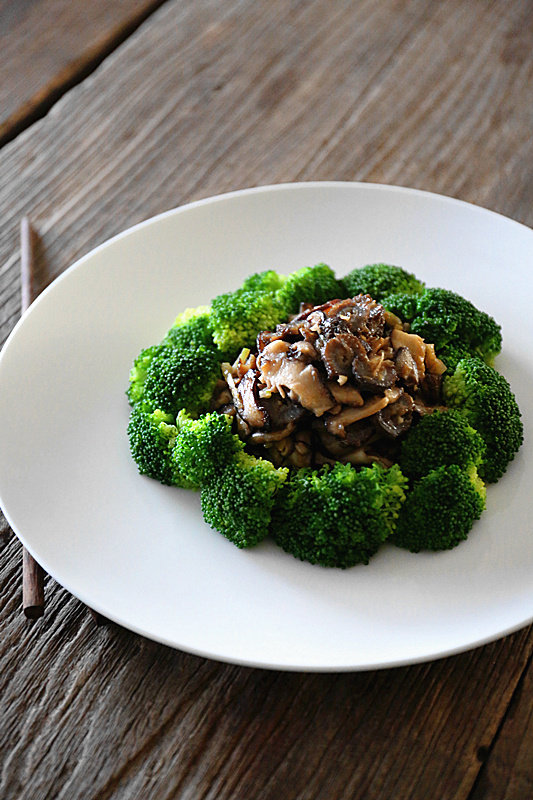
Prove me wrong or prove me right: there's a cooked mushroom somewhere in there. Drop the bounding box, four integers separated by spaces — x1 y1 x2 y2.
237 371 268 429
248 422 297 443
420 372 443 404
211 379 233 409
223 369 244 413
345 294 386 337
287 443 313 469
234 413 251 439
325 395 391 437
328 381 364 406
259 340 335 416
424 342 447 375
375 392 414 437
313 295 386 339
321 334 359 378
291 340 318 361
394 346 420 388
261 393 306 428
315 420 374 456
344 418 376 447
217 289 447 469
383 309 404 329
351 338 397 393
390 328 427 376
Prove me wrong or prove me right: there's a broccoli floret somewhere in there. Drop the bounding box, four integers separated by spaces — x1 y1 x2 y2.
275 263 344 313
173 410 244 485
200 452 288 548
142 343 221 418
127 307 218 406
437 342 473 372
392 464 486 552
383 288 501 366
400 410 485 480
443 358 523 482
380 292 419 322
174 408 287 547
343 263 425 301
211 286 287 354
211 264 345 353
126 344 160 406
271 463 407 568
241 270 286 293
128 405 194 488
407 288 502 364
163 305 215 350
173 304 212 328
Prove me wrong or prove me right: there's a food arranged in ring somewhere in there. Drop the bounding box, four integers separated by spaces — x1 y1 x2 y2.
126 263 523 568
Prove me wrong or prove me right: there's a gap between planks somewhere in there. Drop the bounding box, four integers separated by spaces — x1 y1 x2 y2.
467 644 533 799
0 0 171 149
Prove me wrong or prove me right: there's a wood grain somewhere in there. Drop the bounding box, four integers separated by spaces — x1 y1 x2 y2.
470 650 533 800
1 0 533 797
0 0 168 145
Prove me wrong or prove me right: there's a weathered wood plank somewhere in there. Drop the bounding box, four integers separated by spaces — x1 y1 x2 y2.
1 0 532 798
469 652 533 800
0 0 168 145
298 0 533 224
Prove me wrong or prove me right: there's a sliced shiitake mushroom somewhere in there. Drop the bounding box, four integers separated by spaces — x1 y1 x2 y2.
375 392 414 437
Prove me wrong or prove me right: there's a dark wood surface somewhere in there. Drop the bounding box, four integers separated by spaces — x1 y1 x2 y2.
1 1 532 797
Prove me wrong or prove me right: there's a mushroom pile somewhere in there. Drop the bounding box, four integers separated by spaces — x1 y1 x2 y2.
212 295 447 468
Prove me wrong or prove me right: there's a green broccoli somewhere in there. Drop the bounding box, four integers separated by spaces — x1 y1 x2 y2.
436 342 473 372
211 284 287 354
271 463 408 568
173 304 212 328
400 409 485 480
392 464 486 552
343 263 425 301
127 307 219 407
173 410 244 485
163 305 215 351
211 264 344 354
174 409 288 547
275 263 345 313
126 344 160 406
241 270 286 294
380 292 420 324
444 357 523 482
200 452 288 548
406 288 502 364
141 343 221 418
127 405 194 488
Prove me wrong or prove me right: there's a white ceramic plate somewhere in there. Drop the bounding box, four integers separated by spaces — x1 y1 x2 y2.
0 182 531 671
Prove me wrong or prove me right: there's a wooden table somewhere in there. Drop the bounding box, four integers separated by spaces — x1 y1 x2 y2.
1 2 532 797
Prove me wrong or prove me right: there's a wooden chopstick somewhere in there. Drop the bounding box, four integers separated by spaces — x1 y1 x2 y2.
19 219 107 625
20 217 46 619
22 548 45 619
